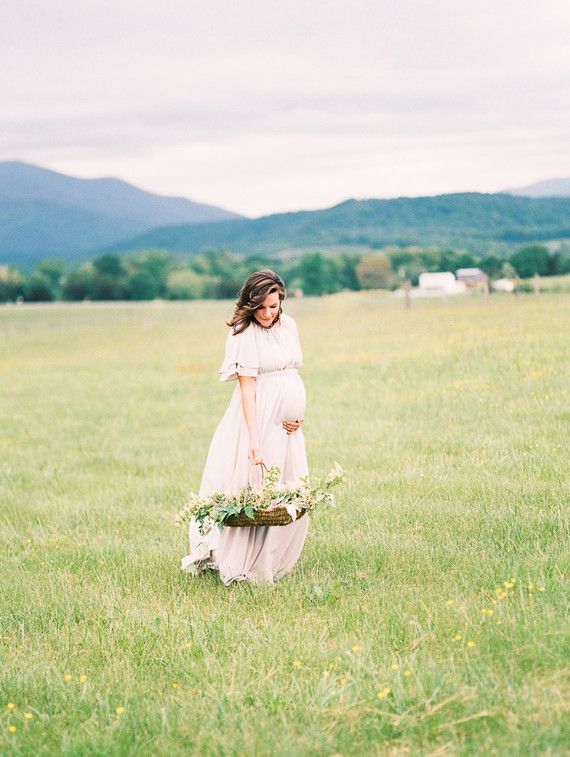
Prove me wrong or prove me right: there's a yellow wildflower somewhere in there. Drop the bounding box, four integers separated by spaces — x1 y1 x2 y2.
7 703 15 711
63 674 72 681
538 586 545 592
293 659 301 669
351 644 363 653
403 670 412 677
454 634 462 641
391 663 399 671
79 675 88 683
446 599 454 606
115 706 125 715
377 687 391 699
8 725 16 733
467 640 475 648
172 683 178 689
527 584 534 590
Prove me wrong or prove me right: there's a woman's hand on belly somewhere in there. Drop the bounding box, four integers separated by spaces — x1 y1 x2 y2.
282 418 304 435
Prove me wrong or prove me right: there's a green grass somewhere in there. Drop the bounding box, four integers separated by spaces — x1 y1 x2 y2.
521 273 570 294
1 292 569 755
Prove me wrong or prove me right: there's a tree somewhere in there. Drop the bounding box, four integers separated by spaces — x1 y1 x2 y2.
0 266 25 303
509 245 550 278
480 254 503 278
501 261 517 279
338 253 362 290
166 268 206 299
92 254 126 278
297 252 342 295
198 249 246 298
24 272 55 301
62 265 95 300
36 258 65 295
125 269 161 300
356 253 393 289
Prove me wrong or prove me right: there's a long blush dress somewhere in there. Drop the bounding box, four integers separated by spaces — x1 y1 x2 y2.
180 312 310 585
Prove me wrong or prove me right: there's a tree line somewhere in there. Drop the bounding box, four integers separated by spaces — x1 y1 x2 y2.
1 243 569 303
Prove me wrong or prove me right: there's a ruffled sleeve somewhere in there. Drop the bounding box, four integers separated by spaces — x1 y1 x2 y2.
218 324 259 382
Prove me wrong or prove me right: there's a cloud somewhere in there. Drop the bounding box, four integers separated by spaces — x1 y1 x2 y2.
1 0 569 215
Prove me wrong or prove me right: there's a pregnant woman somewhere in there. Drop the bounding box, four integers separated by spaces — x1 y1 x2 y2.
180 269 309 585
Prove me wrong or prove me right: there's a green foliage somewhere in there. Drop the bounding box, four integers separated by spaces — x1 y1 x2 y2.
24 272 55 301
61 265 95 301
93 253 126 278
509 245 550 277
104 193 570 260
296 252 343 295
480 254 503 277
0 265 25 302
6 244 570 303
125 269 161 300
383 246 477 285
176 463 344 535
36 258 65 293
166 268 206 300
501 261 517 278
356 252 393 289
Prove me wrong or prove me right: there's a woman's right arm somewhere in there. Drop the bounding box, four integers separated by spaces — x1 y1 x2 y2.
238 375 261 463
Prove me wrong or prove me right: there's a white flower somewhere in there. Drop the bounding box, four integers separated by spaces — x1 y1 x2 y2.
285 504 298 520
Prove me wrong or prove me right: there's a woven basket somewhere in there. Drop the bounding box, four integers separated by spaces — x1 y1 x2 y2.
224 461 309 528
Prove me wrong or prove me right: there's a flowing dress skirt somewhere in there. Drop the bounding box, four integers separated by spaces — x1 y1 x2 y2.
181 368 309 585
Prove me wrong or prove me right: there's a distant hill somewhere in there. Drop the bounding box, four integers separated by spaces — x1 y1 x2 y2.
0 161 243 269
104 192 570 259
502 177 570 197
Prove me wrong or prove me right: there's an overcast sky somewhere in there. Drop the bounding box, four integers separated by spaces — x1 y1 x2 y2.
2 0 569 217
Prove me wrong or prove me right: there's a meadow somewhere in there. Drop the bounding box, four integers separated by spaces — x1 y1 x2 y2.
0 291 568 756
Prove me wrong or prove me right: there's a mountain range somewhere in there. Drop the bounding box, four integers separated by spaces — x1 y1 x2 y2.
502 177 570 198
0 161 242 269
1 161 569 270
104 192 570 260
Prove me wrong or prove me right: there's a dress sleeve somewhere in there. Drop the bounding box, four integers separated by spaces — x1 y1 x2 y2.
218 325 259 382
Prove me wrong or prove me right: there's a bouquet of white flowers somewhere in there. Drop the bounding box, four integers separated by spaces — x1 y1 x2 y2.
175 462 344 535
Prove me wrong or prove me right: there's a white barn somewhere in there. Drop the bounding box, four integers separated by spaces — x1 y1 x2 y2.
418 271 466 294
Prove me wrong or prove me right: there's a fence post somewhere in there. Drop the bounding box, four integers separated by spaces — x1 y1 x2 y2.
404 278 411 308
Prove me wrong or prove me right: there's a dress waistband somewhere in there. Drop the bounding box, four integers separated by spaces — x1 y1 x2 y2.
257 367 299 379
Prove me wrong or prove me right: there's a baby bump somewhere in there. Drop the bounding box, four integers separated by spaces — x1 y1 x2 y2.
279 371 306 422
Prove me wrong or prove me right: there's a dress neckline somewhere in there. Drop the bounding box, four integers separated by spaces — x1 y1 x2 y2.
252 316 285 332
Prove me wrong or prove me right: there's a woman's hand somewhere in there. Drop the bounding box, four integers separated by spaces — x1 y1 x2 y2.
248 443 263 465
282 418 304 435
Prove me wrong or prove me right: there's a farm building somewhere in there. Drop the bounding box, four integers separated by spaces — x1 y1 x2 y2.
418 271 467 294
456 268 488 288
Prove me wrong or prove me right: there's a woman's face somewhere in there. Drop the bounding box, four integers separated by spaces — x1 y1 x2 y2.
253 290 280 328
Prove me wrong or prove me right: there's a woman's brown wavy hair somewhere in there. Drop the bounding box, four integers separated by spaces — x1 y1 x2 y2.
227 269 286 335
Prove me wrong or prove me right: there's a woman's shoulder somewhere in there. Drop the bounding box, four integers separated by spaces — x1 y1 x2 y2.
281 312 296 328
281 312 299 335
229 320 255 338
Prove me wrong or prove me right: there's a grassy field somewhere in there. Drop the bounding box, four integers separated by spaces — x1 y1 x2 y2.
1 291 568 756
520 274 570 294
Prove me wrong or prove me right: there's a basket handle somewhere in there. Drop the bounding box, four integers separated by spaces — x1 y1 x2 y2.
248 459 267 488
